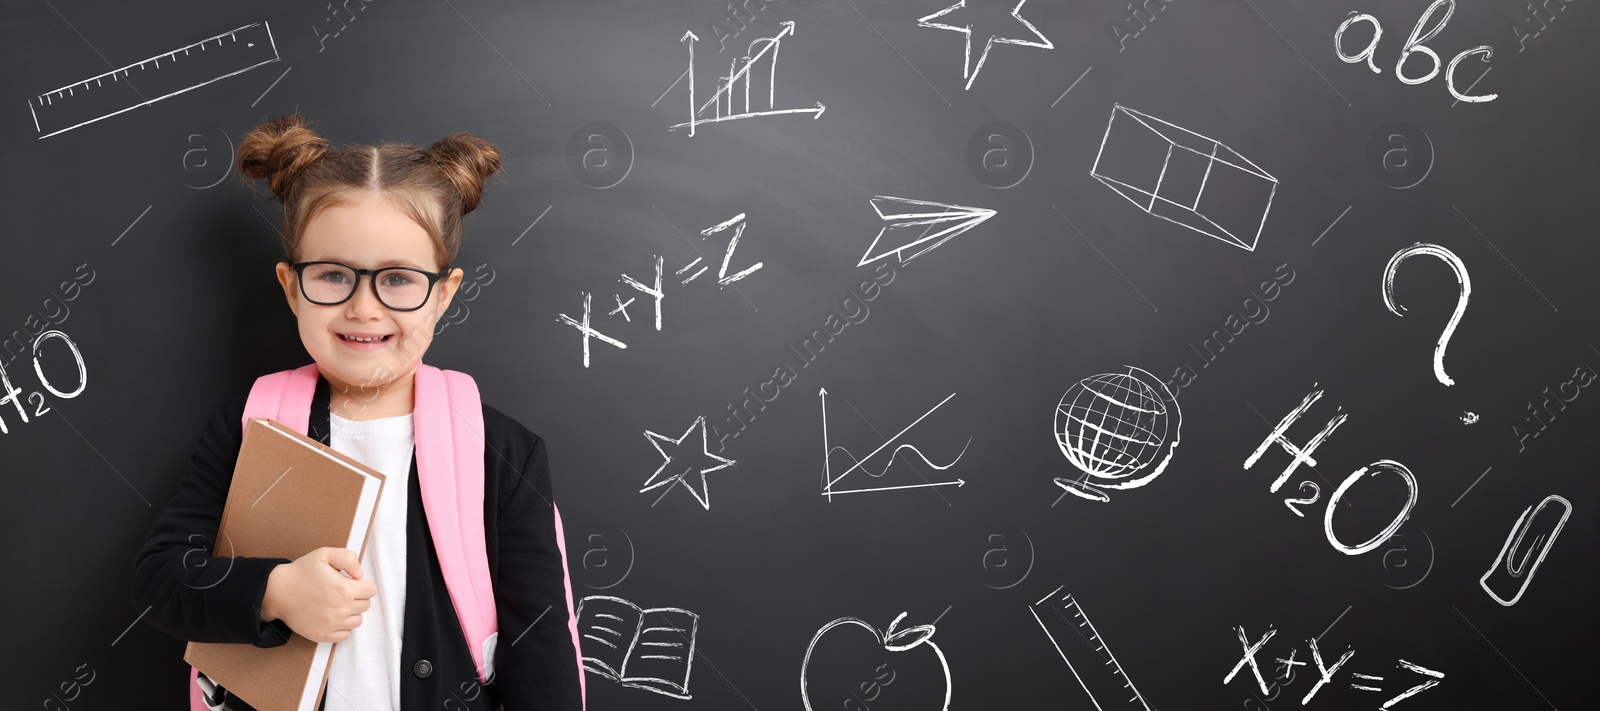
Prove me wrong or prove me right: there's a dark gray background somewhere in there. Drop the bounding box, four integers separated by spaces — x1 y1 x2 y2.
3 0 1596 708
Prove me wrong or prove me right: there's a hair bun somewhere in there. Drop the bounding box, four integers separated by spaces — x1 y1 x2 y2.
238 114 328 200
426 133 502 214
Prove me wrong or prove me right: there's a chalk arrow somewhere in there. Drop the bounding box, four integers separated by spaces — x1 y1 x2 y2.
824 480 966 495
820 387 832 499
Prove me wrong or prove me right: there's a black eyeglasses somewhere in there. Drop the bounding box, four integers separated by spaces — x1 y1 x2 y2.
285 261 451 312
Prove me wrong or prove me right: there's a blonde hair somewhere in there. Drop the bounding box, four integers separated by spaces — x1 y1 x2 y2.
237 114 502 270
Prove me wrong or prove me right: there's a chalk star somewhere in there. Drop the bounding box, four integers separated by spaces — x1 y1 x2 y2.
917 0 1053 90
640 415 736 510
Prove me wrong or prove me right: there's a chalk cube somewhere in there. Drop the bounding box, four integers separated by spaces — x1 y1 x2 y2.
1090 104 1277 252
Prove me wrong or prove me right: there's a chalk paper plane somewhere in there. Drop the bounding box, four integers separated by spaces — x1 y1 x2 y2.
858 196 997 267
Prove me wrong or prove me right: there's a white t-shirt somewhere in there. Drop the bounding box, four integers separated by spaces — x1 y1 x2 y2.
322 410 413 711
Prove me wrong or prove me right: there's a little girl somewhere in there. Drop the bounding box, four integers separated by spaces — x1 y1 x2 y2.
131 115 585 711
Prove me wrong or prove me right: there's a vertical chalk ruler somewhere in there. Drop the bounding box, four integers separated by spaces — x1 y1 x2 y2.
29 22 279 139
1029 586 1154 711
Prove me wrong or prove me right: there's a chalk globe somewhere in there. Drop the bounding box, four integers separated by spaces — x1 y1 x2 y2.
1054 368 1173 480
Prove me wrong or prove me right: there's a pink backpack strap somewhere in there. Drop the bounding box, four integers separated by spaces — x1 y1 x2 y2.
552 504 588 707
413 364 499 683
188 667 208 711
240 363 320 434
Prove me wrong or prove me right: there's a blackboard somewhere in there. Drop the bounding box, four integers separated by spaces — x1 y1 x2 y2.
5 0 1597 708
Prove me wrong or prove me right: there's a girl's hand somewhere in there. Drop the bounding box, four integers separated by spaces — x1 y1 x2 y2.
261 547 378 643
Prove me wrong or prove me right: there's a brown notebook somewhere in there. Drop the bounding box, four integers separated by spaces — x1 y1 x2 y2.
184 417 387 711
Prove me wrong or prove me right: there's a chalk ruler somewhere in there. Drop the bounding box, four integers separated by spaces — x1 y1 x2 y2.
1029 586 1154 711
29 22 279 139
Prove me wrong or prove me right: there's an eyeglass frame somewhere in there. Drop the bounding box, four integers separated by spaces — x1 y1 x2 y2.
283 260 455 312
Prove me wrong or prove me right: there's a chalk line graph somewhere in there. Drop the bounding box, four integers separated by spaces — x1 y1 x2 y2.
820 388 969 500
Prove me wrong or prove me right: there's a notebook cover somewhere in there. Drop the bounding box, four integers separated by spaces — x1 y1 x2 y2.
183 417 387 711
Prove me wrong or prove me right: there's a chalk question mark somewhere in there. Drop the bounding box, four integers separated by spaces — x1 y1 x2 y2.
1383 242 1470 386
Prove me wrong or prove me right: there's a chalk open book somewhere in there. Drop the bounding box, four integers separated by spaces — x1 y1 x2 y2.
184 417 387 711
575 596 700 699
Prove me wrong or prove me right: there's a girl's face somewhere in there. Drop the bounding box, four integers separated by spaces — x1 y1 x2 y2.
273 193 462 406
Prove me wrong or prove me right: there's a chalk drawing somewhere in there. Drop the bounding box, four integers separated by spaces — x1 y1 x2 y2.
557 292 628 368
1351 659 1445 708
1324 460 1418 556
858 196 996 267
801 611 952 711
1090 104 1277 252
1382 242 1471 387
820 387 969 500
1223 624 1277 695
620 255 666 332
576 595 699 699
1053 366 1181 503
1479 494 1571 606
641 415 737 510
1333 2 1499 103
917 0 1054 90
1246 387 1417 556
700 213 764 287
1244 386 1346 495
1031 587 1153 710
1299 637 1355 705
671 22 824 136
1226 623 1443 707
30 23 280 139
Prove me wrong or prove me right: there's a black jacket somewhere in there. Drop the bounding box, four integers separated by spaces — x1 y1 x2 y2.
131 373 584 710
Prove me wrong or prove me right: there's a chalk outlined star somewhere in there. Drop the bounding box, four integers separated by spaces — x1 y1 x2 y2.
640 415 736 510
917 0 1054 90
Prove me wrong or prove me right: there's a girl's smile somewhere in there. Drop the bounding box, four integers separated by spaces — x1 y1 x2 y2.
337 332 394 349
